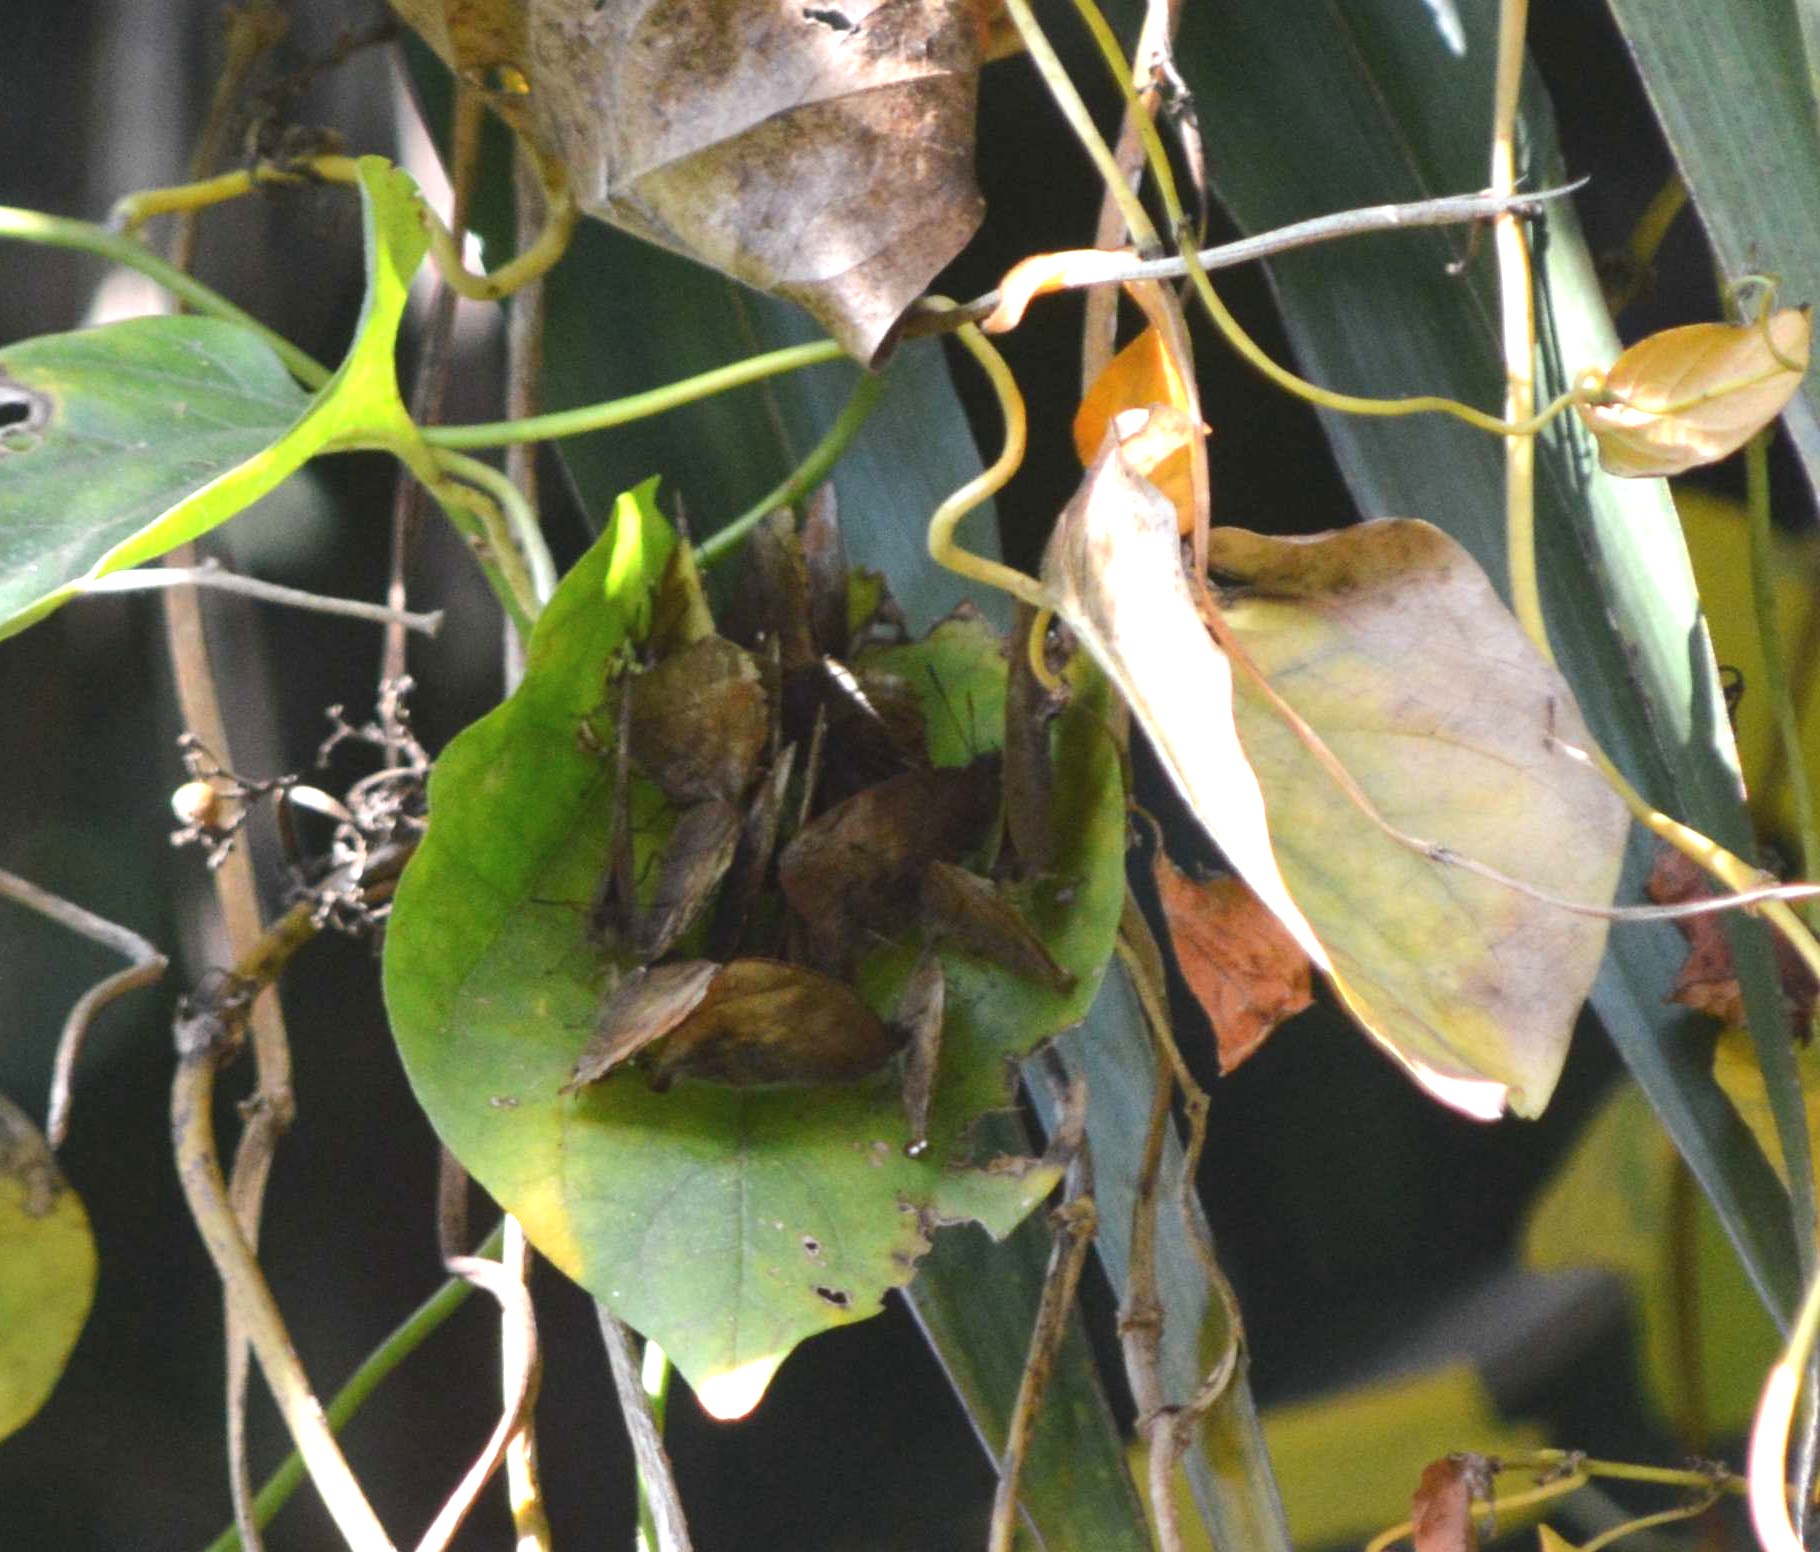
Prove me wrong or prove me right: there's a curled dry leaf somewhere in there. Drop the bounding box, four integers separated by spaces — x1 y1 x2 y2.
1208 520 1629 1118
625 635 769 803
1151 855 1312 1072
627 796 744 959
1074 329 1203 534
568 957 901 1091
1410 1457 1479 1552
394 0 990 362
1646 845 1819 1031
778 756 1000 971
920 860 1075 992
1577 307 1812 478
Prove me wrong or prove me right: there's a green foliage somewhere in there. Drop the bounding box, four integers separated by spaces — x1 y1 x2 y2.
383 482 1127 1414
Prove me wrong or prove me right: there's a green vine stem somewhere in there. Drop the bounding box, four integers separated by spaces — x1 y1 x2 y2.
695 369 886 567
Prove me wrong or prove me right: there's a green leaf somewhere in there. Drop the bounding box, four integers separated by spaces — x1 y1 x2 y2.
1177 0 1801 1319
0 156 427 641
0 1092 95 1442
383 483 1126 1417
1602 0 1820 494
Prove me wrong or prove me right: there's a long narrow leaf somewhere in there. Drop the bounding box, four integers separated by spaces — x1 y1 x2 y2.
1174 0 1802 1317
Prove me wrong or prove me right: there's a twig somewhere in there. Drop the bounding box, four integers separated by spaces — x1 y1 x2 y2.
199 1221 507 1552
170 902 393 1552
80 562 442 634
500 1220 552 1551
898 185 1586 338
0 868 168 1148
414 1236 542 1552
987 1080 1095 1552
597 1310 696 1552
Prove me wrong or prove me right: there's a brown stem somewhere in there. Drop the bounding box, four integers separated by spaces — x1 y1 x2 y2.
987 1081 1096 1552
597 1311 696 1552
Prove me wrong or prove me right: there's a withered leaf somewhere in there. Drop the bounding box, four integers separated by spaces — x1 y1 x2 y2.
1577 308 1812 478
894 950 946 1157
647 537 718 660
1645 846 1819 1031
779 756 1000 971
626 635 769 803
1151 854 1313 1073
651 959 902 1087
709 743 799 958
565 960 720 1090
1410 1458 1479 1552
921 860 1074 992
629 797 743 959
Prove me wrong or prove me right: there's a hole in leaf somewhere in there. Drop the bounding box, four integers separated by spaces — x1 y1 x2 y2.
803 6 855 29
813 1285 850 1308
0 380 49 449
801 1235 822 1258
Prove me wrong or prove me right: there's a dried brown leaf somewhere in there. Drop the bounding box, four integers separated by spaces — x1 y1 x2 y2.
626 635 769 803
1411 1458 1478 1552
408 0 989 362
921 860 1074 992
1645 846 1819 1030
894 949 945 1157
802 486 851 660
778 757 1000 971
643 958 902 1087
1151 856 1312 1073
709 743 798 958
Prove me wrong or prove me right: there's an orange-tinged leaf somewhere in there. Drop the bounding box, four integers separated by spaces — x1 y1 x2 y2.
1411 1458 1478 1552
1073 327 1190 463
1151 857 1313 1071
1577 308 1812 477
1107 405 1202 535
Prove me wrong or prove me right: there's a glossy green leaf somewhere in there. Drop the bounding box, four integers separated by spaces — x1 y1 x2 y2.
0 1092 95 1441
0 156 428 641
1602 0 1820 495
383 483 1125 1417
1178 0 1801 1318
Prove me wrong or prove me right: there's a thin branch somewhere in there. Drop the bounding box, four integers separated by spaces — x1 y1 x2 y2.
199 1221 506 1552
597 1309 696 1552
170 903 394 1552
500 1220 552 1551
81 563 442 634
0 868 168 1148
898 185 1586 338
987 1080 1095 1552
413 1239 542 1552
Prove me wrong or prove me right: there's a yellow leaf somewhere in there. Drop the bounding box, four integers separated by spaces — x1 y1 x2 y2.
1577 308 1812 477
1210 521 1628 1118
1073 327 1191 463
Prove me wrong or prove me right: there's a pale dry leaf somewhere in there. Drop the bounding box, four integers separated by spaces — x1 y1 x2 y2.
1577 308 1812 478
1209 520 1629 1118
396 0 992 363
1038 440 1326 968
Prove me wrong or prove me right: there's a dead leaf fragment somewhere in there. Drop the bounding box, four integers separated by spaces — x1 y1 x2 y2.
921 860 1074 992
1410 1458 1479 1552
1644 846 1818 1031
778 757 1000 971
626 635 769 803
1151 855 1312 1072
1577 307 1812 477
894 950 945 1156
628 796 743 959
506 0 988 362
565 959 720 1090
1073 328 1190 464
